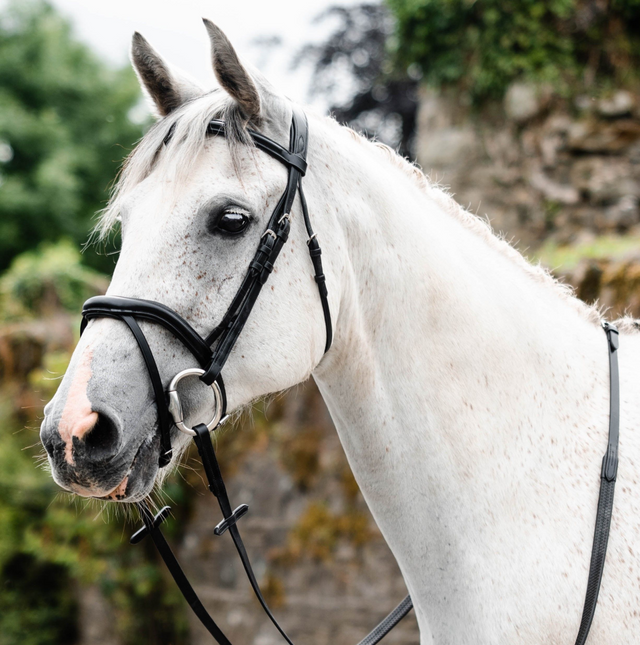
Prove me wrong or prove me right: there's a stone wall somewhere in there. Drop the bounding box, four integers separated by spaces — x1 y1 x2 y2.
415 86 640 248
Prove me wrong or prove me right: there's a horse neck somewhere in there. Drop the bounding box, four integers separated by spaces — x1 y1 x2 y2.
309 121 607 445
307 119 611 628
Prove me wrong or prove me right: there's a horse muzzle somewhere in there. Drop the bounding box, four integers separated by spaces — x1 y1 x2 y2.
40 407 160 501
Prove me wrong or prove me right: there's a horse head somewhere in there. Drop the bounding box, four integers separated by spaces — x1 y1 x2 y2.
40 21 338 501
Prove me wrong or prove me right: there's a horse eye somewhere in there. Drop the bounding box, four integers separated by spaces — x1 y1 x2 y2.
216 211 250 236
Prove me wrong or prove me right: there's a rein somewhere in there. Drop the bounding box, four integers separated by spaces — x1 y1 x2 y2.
79 107 620 644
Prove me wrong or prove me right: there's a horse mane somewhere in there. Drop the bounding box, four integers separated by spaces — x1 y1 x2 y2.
98 90 623 330
324 116 606 328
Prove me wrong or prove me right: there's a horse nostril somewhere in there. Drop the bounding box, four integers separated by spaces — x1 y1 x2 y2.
83 413 120 459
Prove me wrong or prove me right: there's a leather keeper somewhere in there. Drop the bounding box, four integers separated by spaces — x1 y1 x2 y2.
201 360 223 386
214 504 249 536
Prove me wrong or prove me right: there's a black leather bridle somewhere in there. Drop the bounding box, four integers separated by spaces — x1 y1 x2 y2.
81 106 414 645
79 105 621 645
82 106 331 468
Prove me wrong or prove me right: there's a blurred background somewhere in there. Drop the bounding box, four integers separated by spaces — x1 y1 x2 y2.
1 1 640 643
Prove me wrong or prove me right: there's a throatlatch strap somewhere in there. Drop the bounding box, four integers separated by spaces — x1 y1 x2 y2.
299 182 332 353
574 322 619 645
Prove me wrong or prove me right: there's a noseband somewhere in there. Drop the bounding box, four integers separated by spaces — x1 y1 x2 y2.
80 107 414 645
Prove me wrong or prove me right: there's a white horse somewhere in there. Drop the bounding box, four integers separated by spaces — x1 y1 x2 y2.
40 20 640 644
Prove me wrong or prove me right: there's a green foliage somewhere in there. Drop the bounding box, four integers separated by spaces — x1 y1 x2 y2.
0 239 108 319
0 346 190 644
0 379 79 645
0 0 144 273
387 0 640 101
0 2 192 641
0 555 77 645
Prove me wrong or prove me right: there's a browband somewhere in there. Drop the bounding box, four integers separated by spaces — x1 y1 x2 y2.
207 120 308 176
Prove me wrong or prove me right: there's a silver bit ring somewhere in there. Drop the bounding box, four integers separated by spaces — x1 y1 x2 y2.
167 368 223 436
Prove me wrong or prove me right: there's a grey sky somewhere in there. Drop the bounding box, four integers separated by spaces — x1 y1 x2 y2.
48 0 360 106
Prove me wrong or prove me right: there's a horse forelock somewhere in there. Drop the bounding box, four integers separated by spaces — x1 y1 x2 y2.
96 89 254 240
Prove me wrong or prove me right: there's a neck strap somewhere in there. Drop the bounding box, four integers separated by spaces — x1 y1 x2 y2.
573 321 619 645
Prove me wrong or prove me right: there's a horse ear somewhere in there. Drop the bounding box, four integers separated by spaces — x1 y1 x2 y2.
131 32 203 117
202 19 261 123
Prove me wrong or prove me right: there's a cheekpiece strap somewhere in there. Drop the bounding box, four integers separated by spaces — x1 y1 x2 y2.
200 104 331 387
